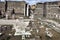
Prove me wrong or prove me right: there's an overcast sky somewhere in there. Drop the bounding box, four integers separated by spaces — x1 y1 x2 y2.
0 0 59 5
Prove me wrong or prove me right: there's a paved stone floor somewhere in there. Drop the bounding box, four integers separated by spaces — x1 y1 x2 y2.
0 19 60 40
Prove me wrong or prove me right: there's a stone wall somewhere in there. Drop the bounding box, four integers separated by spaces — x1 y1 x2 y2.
46 1 60 19
34 3 44 18
7 1 26 14
0 2 5 12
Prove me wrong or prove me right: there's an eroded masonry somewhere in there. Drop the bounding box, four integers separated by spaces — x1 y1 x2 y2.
0 1 60 40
